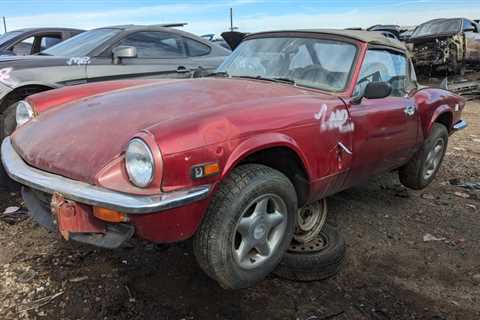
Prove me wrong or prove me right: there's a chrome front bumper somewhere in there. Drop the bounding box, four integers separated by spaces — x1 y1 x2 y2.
1 137 210 214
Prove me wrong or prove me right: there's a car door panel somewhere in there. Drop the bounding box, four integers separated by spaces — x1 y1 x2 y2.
86 57 189 82
344 48 418 187
465 31 480 63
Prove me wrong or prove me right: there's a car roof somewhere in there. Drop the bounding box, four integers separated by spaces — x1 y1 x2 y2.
10 27 84 33
247 29 407 51
95 24 207 39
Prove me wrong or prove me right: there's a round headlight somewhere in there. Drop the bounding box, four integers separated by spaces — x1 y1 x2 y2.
16 100 34 127
125 138 155 188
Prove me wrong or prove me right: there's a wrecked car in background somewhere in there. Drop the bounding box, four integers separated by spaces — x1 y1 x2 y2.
1 29 466 289
0 27 83 56
0 23 230 139
408 18 480 76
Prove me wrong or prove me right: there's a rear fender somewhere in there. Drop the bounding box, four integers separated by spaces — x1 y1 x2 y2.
425 105 452 137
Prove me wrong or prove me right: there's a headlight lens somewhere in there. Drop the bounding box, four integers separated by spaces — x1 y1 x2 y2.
16 100 34 127
125 138 155 188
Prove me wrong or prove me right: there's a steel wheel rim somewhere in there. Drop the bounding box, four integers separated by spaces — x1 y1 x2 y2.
289 232 328 253
423 138 445 180
293 199 327 244
232 194 288 270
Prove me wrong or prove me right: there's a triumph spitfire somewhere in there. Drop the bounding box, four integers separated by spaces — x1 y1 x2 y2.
1 29 466 289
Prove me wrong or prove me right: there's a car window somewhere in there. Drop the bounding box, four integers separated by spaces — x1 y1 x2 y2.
355 49 407 97
463 20 478 32
118 31 185 58
12 36 34 55
42 28 121 57
184 38 210 56
40 35 62 50
0 31 23 46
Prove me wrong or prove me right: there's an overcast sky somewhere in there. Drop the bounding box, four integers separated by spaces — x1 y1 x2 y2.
1 0 479 35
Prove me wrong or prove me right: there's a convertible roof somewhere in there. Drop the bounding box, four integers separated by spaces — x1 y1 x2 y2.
248 29 407 51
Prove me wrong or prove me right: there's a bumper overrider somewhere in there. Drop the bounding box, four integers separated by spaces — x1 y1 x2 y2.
1 137 211 248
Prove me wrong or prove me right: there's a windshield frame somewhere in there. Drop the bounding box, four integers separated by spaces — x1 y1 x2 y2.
41 28 122 57
217 32 361 94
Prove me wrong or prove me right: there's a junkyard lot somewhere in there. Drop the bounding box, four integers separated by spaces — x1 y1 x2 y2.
0 101 479 320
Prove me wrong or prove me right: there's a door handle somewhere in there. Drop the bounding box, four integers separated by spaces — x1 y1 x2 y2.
176 66 190 73
404 105 416 116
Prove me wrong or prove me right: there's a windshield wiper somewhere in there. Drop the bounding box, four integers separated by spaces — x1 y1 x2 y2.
234 75 296 85
36 52 52 56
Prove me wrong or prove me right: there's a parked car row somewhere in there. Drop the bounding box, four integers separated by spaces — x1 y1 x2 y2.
0 25 467 289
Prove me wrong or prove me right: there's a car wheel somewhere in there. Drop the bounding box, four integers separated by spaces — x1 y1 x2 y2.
273 224 345 282
193 164 297 289
399 123 448 190
294 199 327 244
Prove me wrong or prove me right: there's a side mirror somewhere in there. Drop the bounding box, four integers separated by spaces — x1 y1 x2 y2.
112 46 137 64
464 27 475 32
351 82 392 104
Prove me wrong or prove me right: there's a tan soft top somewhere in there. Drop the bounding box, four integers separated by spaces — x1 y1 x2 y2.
249 29 407 51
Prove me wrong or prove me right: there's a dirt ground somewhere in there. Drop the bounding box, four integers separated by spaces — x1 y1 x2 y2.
0 101 479 320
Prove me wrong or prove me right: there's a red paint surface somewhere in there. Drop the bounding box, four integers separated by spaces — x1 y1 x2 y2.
13 37 465 243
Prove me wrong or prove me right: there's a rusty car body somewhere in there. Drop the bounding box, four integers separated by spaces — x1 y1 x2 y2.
1 29 466 289
408 18 480 75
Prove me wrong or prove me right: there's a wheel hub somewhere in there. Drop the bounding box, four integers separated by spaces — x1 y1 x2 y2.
232 194 288 270
294 199 327 244
253 223 267 240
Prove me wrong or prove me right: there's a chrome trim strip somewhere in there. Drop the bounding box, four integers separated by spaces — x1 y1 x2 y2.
453 120 467 131
1 137 210 214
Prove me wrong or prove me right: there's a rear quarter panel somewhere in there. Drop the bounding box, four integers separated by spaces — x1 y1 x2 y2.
413 87 465 139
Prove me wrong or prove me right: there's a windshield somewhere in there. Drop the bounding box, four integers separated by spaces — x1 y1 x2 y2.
217 37 357 92
0 31 22 46
42 28 121 57
411 19 461 38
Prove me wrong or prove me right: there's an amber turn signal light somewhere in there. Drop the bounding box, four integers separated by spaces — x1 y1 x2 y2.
191 162 220 179
93 207 128 223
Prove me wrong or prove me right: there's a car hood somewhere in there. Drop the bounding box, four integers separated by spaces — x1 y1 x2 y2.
12 78 317 184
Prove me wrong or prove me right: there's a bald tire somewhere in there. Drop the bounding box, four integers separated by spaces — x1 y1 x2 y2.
399 123 448 190
273 224 345 282
193 164 297 289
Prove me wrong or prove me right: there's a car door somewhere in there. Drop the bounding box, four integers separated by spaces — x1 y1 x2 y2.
463 20 480 63
86 31 192 82
346 48 418 184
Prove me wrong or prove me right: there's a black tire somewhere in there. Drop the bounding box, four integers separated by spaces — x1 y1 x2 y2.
2 103 17 139
399 123 448 190
193 164 297 289
0 103 20 191
273 224 345 282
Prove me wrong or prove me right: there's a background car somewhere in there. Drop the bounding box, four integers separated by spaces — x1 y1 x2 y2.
0 27 83 56
408 18 480 76
0 23 231 139
201 34 231 50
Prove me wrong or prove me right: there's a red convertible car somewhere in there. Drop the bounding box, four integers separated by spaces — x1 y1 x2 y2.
1 29 466 289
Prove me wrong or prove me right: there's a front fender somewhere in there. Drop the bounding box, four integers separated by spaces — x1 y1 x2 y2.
222 132 312 180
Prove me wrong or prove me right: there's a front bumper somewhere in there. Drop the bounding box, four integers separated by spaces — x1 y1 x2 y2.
1 137 210 214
